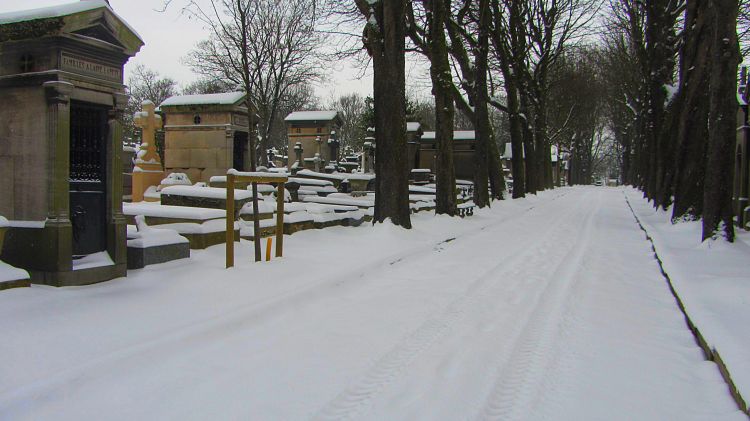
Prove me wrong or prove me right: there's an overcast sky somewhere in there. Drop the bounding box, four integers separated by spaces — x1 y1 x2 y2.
0 0 425 101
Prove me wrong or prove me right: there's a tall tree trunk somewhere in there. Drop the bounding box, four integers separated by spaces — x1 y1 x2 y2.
426 0 456 215
364 0 412 228
473 0 492 208
488 136 506 199
521 93 537 194
703 0 740 241
672 0 711 220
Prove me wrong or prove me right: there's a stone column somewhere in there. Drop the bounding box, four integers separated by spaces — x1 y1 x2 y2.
43 80 75 272
108 93 128 270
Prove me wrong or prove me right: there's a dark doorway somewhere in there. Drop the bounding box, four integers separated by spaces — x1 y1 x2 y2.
233 131 248 171
69 101 108 257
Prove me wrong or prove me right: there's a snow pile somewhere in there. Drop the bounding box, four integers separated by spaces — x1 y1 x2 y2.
127 215 188 249
72 252 114 271
0 261 28 283
627 188 750 407
239 201 275 215
160 173 191 188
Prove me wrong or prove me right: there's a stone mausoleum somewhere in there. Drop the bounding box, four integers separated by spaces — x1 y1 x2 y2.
285 111 342 170
0 0 142 285
418 130 477 180
160 92 252 183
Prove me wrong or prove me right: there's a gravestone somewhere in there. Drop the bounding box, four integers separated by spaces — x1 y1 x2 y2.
132 100 165 202
0 1 143 286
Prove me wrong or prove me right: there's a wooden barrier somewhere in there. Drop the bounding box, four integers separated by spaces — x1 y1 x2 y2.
226 170 288 268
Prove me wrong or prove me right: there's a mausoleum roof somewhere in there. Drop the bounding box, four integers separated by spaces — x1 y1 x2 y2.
160 92 246 107
285 110 339 122
0 0 143 56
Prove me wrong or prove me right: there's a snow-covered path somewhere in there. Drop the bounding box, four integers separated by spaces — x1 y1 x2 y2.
0 187 744 420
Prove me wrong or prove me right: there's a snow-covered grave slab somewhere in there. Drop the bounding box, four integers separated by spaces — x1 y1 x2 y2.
126 216 190 269
627 188 750 413
312 210 365 229
160 186 257 215
209 177 278 193
123 202 226 225
408 185 437 194
303 195 374 209
287 177 334 187
239 201 276 220
154 219 240 250
295 169 375 190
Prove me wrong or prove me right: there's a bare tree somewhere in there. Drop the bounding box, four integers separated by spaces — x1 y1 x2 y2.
327 93 368 151
184 0 326 166
125 64 178 145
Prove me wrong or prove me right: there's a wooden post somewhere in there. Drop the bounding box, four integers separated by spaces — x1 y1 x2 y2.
226 174 235 268
276 182 284 257
265 237 272 261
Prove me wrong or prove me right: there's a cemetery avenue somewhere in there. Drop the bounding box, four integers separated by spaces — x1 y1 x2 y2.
0 187 746 420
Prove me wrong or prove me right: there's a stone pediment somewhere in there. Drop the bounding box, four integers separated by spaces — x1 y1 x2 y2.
0 1 143 56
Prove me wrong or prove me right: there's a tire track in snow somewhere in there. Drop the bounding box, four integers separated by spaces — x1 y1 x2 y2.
473 190 601 421
312 191 591 421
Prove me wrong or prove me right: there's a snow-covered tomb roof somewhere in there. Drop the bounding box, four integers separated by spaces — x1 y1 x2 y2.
160 92 246 107
285 111 339 122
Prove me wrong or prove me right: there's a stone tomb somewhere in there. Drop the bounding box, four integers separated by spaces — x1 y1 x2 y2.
160 92 253 183
285 111 342 171
418 130 477 180
0 1 143 286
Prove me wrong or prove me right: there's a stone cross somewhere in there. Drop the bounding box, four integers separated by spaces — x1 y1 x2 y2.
133 100 163 170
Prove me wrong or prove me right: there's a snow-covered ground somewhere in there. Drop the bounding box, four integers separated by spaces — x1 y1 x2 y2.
0 187 745 420
627 188 750 411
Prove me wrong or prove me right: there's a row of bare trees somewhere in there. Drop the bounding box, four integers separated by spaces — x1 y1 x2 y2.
332 0 599 227
602 0 743 242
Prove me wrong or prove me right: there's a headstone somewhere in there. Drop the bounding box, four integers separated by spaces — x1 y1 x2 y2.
0 1 143 286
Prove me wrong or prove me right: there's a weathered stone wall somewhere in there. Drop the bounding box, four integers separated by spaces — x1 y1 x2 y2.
164 129 232 182
0 86 48 220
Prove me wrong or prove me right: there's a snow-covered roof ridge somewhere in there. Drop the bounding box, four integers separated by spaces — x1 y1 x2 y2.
0 0 143 45
407 122 422 132
285 110 339 122
0 0 109 25
160 92 246 107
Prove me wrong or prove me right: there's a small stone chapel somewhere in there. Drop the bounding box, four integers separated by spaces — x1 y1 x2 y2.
0 0 143 286
159 92 253 183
